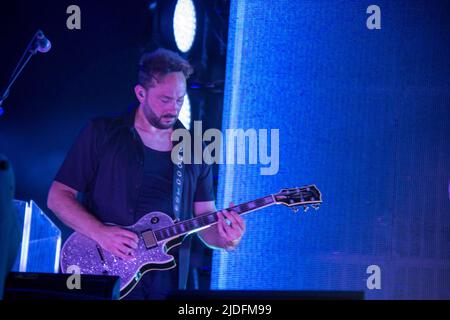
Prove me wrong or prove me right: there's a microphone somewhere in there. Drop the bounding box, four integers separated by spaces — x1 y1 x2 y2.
34 30 51 53
0 29 52 115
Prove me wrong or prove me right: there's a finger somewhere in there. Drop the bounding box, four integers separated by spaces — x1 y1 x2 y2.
221 212 237 238
115 248 132 261
115 227 138 242
220 215 241 240
221 211 237 234
119 229 139 243
227 202 243 225
120 236 138 249
233 213 245 232
222 210 243 233
227 202 240 219
118 245 135 260
221 212 242 240
219 212 234 239
222 209 237 225
218 211 229 229
217 211 227 225
227 227 240 241
216 213 229 240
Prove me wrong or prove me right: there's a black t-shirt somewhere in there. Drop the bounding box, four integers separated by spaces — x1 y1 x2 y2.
135 147 174 219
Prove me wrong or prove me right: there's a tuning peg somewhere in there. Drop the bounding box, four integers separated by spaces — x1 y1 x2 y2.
291 206 299 213
311 204 320 210
303 206 310 213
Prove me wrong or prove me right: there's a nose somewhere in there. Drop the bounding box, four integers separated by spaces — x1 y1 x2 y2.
165 101 179 115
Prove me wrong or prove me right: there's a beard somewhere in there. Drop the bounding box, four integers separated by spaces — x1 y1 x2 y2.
143 101 178 129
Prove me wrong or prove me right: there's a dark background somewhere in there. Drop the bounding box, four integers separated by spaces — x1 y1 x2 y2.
0 0 229 289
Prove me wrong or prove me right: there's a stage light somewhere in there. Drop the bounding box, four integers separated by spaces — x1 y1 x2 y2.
173 0 197 53
179 94 191 130
148 0 158 11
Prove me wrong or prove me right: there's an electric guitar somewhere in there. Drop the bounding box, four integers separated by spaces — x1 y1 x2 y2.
60 185 322 299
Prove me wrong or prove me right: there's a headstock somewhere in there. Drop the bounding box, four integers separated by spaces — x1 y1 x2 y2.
274 185 322 213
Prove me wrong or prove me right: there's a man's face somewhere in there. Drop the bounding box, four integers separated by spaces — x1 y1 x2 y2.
139 72 187 129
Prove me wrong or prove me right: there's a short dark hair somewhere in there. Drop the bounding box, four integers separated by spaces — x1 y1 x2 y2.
138 48 194 88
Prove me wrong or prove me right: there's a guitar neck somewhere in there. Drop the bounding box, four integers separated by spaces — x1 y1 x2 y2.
153 195 276 242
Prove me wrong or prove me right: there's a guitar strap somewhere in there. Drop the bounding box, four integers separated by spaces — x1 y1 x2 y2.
172 144 190 290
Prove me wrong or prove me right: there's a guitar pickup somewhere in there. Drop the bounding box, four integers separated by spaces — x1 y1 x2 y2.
141 230 157 249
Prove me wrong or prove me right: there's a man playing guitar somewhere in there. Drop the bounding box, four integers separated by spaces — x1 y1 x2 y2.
47 48 245 300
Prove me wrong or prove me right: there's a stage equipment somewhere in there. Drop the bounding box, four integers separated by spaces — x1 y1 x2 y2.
0 30 51 116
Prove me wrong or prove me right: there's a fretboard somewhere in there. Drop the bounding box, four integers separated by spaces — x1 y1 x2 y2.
154 195 275 242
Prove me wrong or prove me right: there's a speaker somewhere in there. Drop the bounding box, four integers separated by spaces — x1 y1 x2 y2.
0 155 20 300
4 272 121 300
168 290 364 300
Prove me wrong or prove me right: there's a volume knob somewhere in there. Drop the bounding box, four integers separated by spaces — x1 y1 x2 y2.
151 217 159 224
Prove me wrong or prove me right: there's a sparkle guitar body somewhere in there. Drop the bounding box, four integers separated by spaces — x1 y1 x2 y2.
60 185 322 300
60 211 181 299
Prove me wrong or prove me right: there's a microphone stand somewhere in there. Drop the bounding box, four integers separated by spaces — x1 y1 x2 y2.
0 30 44 116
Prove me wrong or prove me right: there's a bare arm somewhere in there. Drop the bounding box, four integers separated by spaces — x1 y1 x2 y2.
194 201 245 250
47 181 103 239
47 181 138 260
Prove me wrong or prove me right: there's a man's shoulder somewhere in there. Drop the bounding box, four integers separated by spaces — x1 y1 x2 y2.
86 116 114 132
72 111 133 151
85 109 134 134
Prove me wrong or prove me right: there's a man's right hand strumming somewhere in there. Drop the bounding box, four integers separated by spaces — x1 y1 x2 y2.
92 225 139 261
47 181 139 261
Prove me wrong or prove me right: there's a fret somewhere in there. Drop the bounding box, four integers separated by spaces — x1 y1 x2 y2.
234 196 275 215
247 201 256 209
155 194 278 241
265 195 274 204
254 198 265 207
198 216 209 227
207 214 217 224
237 204 247 213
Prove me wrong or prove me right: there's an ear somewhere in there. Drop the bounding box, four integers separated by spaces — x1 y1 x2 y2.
134 85 146 103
